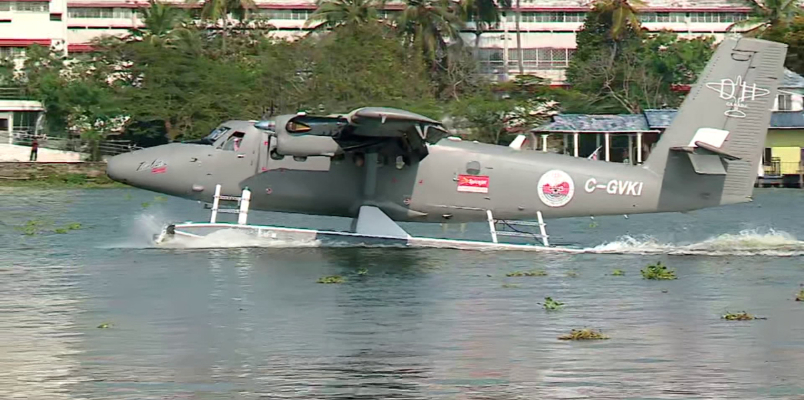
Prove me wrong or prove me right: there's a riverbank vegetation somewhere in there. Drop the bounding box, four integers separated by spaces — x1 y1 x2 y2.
7 0 799 146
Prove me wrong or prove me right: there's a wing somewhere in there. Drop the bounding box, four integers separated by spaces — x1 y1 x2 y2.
269 107 448 163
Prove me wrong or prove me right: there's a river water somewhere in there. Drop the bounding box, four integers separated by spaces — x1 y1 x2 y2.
2 187 804 399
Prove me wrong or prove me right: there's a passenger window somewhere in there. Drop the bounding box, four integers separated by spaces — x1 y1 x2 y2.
466 161 481 175
221 131 245 151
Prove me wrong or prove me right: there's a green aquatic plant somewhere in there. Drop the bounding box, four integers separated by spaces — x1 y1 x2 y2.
565 271 579 278
501 283 520 289
97 323 112 329
356 268 368 276
558 328 609 341
54 228 68 234
141 202 150 209
543 297 564 310
154 195 167 202
317 275 345 284
796 289 804 302
16 219 49 235
722 311 766 321
123 193 133 200
611 269 625 276
641 261 677 280
506 269 548 277
66 223 81 230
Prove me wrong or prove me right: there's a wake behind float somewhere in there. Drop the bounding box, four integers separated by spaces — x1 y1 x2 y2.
153 185 583 253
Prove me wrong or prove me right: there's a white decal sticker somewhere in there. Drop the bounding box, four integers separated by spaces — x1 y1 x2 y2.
705 75 770 118
584 178 643 197
537 170 575 207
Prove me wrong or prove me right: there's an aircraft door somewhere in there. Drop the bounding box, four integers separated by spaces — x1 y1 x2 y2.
258 132 270 173
213 128 261 180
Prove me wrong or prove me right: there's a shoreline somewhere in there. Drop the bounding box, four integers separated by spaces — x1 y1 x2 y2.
0 161 125 188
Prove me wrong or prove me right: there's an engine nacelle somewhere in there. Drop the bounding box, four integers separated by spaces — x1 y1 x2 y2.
274 134 343 158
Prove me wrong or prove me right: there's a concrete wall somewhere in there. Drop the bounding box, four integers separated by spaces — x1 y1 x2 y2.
766 130 804 147
0 143 84 162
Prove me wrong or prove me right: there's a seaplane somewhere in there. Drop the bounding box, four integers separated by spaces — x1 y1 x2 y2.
106 37 786 250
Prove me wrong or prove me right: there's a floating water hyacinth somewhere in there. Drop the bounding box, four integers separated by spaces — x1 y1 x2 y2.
611 269 625 276
543 297 564 310
559 328 609 341
506 270 547 277
641 261 677 280
317 275 345 284
722 311 766 321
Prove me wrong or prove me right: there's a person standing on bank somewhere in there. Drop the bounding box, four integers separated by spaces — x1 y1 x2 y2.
30 138 38 161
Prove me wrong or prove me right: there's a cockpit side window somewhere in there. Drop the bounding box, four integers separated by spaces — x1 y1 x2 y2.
221 131 246 151
206 126 231 142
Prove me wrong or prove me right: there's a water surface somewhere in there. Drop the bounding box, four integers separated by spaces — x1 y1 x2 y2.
2 187 804 399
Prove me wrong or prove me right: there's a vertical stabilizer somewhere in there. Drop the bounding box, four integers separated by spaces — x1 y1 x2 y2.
643 37 787 205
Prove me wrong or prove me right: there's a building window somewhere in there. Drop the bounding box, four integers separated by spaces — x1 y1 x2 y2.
68 7 132 19
256 9 312 20
778 93 792 111
50 13 62 21
14 2 49 12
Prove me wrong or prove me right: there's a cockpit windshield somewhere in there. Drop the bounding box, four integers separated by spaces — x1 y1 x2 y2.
182 125 231 145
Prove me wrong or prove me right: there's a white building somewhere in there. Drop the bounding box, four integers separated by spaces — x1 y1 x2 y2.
0 0 765 84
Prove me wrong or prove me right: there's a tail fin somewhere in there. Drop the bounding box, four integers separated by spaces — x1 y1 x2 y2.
643 37 787 206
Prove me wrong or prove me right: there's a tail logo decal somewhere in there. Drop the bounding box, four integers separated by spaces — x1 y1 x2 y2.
537 169 575 207
705 75 770 118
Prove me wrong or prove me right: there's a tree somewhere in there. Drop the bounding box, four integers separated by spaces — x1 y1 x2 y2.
132 0 188 45
728 0 802 37
780 16 804 75
304 0 383 32
457 0 511 52
302 22 435 113
396 0 465 69
185 0 257 53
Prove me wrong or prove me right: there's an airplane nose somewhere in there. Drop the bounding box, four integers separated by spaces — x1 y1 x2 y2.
106 152 136 184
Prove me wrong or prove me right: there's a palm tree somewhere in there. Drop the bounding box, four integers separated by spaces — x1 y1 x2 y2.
304 0 384 32
133 0 188 45
185 0 257 52
727 0 802 37
594 0 645 41
458 0 510 48
396 0 465 68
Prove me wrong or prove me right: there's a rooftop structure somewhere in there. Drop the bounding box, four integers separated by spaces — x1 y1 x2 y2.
0 0 792 83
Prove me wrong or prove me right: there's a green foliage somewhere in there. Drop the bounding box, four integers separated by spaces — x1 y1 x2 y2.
566 0 715 114
611 269 625 276
758 16 804 75
356 267 368 276
640 261 677 280
795 289 803 302
302 23 435 114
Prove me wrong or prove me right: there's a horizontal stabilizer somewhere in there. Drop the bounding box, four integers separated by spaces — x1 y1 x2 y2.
686 153 727 175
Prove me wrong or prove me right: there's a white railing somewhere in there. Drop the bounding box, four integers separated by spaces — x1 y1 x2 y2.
1 131 142 158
